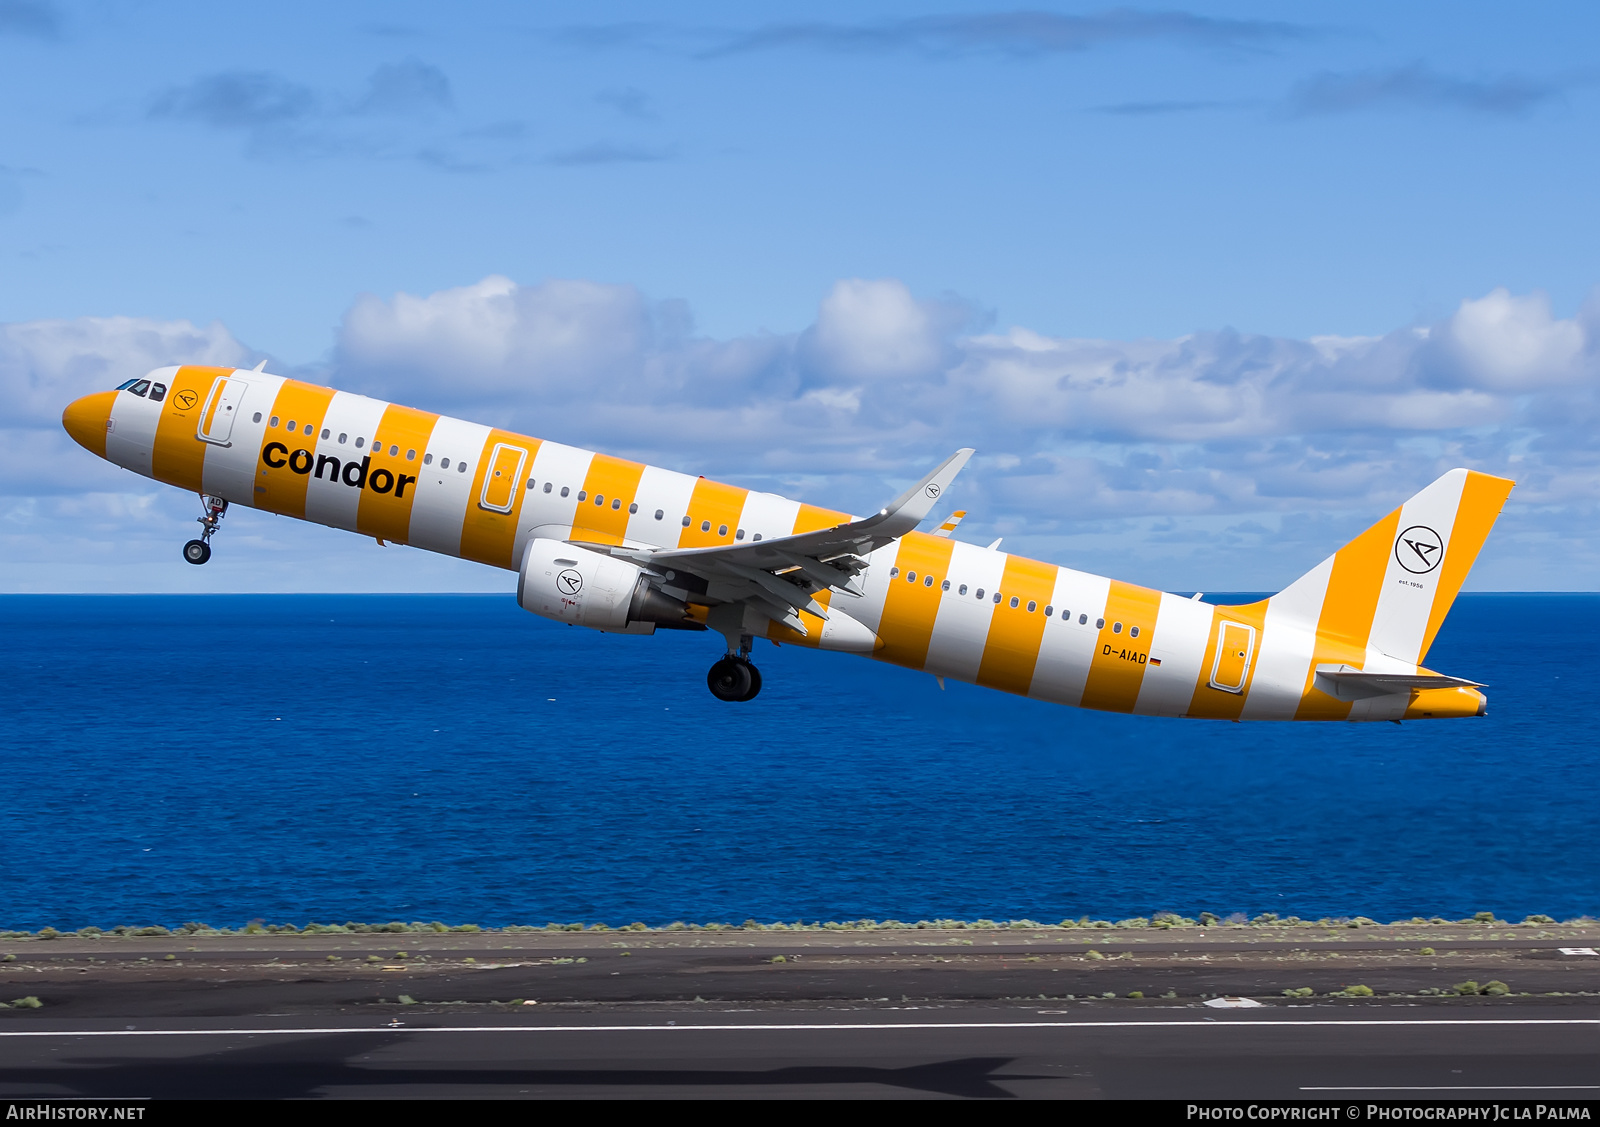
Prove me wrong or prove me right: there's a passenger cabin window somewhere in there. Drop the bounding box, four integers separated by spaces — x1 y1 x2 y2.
424 453 433 465
654 509 663 519
1130 626 1140 638
994 593 1003 604
1010 596 1020 608
1079 614 1088 625
406 449 415 460
613 498 623 510
355 437 365 448
253 412 263 423
322 428 331 440
526 477 536 491
906 571 917 583
1112 622 1122 633
544 482 553 493
752 533 762 541
389 444 399 456
975 588 983 599
735 528 744 540
457 462 468 473
717 524 728 536
681 515 690 527
1045 606 1054 617
958 584 967 595
1027 600 1036 612
339 433 348 444
560 486 569 497
889 567 900 577
924 575 934 587
578 491 587 501
271 416 280 427
629 503 639 514
1096 618 1105 629
700 520 711 532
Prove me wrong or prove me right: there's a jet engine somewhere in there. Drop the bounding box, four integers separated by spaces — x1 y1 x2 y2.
518 538 699 633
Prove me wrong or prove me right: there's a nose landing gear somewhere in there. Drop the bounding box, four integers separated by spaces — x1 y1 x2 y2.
706 634 762 702
182 494 228 565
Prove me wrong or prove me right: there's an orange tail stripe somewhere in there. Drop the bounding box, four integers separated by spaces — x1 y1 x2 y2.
1419 471 1514 661
1294 508 1401 720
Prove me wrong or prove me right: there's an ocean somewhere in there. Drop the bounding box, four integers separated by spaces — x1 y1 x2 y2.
1 593 1595 930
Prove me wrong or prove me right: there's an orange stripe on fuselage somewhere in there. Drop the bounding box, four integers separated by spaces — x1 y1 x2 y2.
460 428 540 568
256 380 336 517
975 555 1060 696
1420 471 1514 662
1294 509 1401 720
356 403 438 544
1078 581 1164 713
1183 600 1269 720
151 366 232 492
792 503 849 535
573 454 647 546
678 478 748 547
875 533 957 669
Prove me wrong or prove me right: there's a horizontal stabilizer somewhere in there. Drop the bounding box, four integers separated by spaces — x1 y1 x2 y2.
1313 663 1483 701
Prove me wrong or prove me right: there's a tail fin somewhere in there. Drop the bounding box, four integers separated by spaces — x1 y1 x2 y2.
932 510 967 537
1274 468 1514 666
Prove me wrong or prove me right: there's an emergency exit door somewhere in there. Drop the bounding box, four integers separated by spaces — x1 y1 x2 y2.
1208 620 1257 694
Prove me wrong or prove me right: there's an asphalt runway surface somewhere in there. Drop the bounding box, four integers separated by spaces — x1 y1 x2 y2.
2 1011 1599 1099
2 923 1596 1098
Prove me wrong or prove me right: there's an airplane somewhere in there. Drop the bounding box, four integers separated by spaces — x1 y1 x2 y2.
62 365 1513 721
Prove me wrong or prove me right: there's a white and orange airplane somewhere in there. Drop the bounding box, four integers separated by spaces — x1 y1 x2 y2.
63 365 1512 719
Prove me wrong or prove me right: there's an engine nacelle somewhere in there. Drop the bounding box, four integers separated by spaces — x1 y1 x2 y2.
518 538 696 633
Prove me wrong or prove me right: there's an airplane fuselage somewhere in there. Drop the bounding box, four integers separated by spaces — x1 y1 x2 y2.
62 364 1505 722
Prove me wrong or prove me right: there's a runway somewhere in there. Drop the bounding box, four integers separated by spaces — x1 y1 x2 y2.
2 1009 1598 1099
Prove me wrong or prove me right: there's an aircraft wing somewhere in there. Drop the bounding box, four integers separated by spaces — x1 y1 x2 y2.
579 448 974 635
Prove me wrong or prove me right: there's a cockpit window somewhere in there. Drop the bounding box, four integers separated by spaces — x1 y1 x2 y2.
127 380 151 397
148 382 167 403
114 379 139 391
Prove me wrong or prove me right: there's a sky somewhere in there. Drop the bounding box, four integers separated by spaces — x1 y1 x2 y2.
2 0 1598 593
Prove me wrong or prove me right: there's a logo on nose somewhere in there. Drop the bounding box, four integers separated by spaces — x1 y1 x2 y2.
173 390 199 411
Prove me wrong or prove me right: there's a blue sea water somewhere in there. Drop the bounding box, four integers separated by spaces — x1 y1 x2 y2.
1 593 1596 930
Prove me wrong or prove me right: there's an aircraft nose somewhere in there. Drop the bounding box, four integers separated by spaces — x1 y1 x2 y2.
62 390 117 458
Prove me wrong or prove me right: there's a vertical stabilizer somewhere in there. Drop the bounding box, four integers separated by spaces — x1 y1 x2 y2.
1273 468 1514 667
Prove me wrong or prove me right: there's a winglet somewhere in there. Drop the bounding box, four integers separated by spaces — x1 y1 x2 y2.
853 449 974 540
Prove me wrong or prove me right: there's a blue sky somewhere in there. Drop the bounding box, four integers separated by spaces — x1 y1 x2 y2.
3 1 1598 592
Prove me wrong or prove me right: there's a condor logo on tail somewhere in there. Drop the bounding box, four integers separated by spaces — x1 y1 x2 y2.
261 443 418 498
1396 524 1444 574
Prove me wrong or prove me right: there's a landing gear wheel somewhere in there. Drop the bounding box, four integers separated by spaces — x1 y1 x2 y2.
707 656 757 702
182 539 211 565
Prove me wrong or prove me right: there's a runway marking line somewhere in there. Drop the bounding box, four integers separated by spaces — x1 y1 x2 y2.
0 1018 1597 1038
1305 1086 1600 1092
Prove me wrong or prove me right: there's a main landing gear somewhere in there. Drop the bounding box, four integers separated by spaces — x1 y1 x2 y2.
707 635 762 702
182 494 228 565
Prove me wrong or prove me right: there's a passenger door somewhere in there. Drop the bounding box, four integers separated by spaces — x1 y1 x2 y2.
479 442 529 513
196 376 250 446
1208 620 1257 694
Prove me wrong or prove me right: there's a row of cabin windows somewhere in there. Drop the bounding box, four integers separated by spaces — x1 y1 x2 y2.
251 412 470 473
115 378 168 402
882 566 1139 636
514 479 765 539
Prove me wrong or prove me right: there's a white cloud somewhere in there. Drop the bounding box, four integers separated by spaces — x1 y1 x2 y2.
5 279 1600 591
1431 287 1589 390
801 277 956 382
